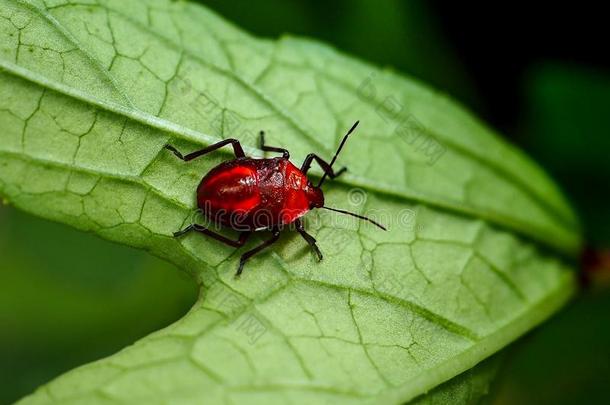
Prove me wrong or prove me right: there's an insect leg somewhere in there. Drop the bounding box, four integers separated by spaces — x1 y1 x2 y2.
300 153 347 179
165 138 246 161
295 219 323 261
259 131 289 159
173 224 251 248
236 229 281 277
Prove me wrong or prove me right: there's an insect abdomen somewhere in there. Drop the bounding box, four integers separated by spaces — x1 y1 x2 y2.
197 160 261 224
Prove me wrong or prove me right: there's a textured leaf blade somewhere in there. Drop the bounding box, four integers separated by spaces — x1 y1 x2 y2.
0 0 579 404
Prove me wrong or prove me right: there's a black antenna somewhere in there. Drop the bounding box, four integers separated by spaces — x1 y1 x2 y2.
317 121 360 187
321 206 387 231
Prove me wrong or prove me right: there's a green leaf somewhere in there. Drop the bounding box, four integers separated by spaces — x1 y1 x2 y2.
0 0 579 403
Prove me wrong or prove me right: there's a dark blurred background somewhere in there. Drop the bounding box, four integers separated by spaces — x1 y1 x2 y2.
1 1 609 404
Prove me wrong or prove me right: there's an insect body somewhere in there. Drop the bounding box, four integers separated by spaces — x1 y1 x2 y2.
166 121 385 277
197 157 324 229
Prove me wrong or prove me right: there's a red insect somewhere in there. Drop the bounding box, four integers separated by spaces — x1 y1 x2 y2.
166 121 386 277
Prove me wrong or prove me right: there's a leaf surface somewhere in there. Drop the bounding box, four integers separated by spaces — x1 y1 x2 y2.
0 0 578 403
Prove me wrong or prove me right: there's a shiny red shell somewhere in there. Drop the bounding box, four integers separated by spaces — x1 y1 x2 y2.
197 157 324 230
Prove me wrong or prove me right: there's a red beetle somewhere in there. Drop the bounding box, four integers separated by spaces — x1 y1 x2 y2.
166 121 385 277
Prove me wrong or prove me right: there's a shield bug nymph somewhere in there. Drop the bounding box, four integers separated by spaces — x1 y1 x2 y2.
166 121 386 277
